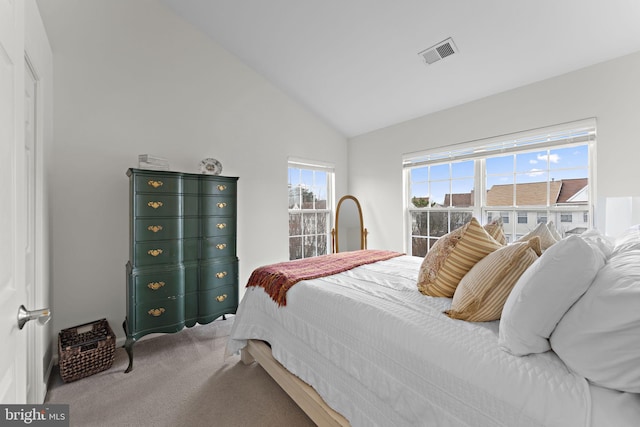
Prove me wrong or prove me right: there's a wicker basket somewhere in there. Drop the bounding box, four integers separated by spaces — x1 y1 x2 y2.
58 318 116 383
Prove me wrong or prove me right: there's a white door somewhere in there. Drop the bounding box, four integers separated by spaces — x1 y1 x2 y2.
0 0 28 404
24 58 42 404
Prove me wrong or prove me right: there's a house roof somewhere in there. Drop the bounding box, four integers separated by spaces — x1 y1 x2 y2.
443 193 474 207
443 178 587 207
556 178 589 203
487 181 563 206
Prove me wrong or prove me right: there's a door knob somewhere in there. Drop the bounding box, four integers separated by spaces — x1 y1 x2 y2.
17 305 51 330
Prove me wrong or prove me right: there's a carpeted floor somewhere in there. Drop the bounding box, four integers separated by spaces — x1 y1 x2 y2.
46 316 315 427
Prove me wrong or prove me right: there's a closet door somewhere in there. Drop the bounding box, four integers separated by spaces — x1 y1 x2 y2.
0 0 27 404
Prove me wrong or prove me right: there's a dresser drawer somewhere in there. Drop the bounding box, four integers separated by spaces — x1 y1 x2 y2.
202 217 236 237
202 180 236 196
135 194 181 217
200 259 238 290
134 175 181 194
184 262 198 294
135 218 182 241
183 238 198 262
198 285 237 316
185 292 198 324
135 296 185 332
183 177 199 194
132 268 184 300
201 236 235 259
134 240 183 266
201 196 236 216
183 218 198 239
184 195 198 216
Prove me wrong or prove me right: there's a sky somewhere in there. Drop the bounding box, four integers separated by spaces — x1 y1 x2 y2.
411 145 589 205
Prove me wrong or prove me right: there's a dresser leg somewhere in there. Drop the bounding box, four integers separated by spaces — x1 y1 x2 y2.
122 319 135 373
124 337 135 373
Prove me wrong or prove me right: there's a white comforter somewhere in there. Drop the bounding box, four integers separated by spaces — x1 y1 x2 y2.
226 255 640 427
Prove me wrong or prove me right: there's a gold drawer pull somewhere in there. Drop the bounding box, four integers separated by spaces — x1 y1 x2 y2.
217 202 227 209
148 308 165 317
147 225 163 233
216 223 226 229
217 185 227 191
216 243 227 250
216 294 227 302
147 201 163 209
147 281 165 291
148 249 163 257
147 180 163 188
216 271 227 279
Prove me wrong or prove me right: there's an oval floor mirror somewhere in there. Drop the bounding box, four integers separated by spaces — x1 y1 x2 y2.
332 195 368 252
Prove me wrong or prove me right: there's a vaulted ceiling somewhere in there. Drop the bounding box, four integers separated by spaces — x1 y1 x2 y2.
161 0 640 137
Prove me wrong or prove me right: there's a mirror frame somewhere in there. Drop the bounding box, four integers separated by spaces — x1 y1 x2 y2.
332 195 368 253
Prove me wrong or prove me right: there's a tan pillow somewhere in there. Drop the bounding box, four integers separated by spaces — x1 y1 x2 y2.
446 237 541 322
418 217 502 297
484 218 507 245
416 222 469 296
517 222 557 251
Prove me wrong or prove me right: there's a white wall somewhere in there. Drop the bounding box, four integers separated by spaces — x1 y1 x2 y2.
37 0 347 345
349 51 640 252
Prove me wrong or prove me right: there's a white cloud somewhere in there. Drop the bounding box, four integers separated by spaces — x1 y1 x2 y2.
537 153 560 163
529 159 538 164
527 169 545 177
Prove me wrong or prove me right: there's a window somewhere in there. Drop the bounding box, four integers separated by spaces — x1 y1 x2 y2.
537 213 548 224
404 120 595 256
408 160 474 254
288 159 334 260
517 212 528 224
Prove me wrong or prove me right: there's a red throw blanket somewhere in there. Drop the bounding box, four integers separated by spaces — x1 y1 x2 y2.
247 249 404 306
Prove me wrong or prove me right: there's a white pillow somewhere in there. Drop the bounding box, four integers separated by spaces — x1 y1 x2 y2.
611 224 640 256
546 221 563 241
498 235 605 356
550 249 640 393
580 229 614 259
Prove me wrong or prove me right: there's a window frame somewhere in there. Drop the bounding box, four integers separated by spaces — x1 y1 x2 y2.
403 119 596 255
288 158 335 260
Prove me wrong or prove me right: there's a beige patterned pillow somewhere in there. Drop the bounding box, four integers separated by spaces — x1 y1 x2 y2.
516 222 557 251
417 222 469 296
445 237 541 322
418 217 502 297
484 218 507 245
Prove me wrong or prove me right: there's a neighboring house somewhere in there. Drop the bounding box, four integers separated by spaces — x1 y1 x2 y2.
443 193 474 207
486 181 563 206
440 178 589 239
556 178 589 204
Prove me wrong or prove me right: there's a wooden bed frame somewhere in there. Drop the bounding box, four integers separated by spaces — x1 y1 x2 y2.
241 339 350 427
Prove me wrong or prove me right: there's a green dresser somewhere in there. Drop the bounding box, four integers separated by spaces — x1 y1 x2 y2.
124 168 239 372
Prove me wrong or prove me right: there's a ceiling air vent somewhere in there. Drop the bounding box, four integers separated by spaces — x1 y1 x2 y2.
418 38 458 65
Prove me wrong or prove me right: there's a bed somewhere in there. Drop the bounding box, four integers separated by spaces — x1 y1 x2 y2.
226 227 640 427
